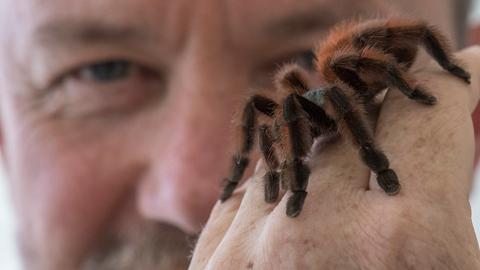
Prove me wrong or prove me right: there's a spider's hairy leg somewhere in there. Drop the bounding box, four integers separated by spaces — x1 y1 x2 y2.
385 21 470 83
327 86 401 195
283 94 314 218
275 63 311 95
281 94 338 216
259 124 281 203
421 26 471 83
331 62 373 100
220 95 278 202
335 53 437 105
277 63 338 136
354 23 418 68
295 94 338 137
381 64 438 105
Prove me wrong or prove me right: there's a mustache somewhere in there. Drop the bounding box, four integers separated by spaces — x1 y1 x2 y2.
81 221 198 270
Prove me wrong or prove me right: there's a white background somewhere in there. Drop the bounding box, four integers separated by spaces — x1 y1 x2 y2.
2 1 480 269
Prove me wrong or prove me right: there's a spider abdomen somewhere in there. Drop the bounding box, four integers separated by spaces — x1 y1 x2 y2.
315 18 432 87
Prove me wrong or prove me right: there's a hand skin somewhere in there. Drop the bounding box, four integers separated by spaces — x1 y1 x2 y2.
189 47 480 270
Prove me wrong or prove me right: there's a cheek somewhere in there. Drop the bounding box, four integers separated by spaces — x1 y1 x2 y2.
5 114 146 263
135 92 240 227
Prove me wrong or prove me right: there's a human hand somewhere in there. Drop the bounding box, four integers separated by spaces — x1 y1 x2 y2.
189 47 480 270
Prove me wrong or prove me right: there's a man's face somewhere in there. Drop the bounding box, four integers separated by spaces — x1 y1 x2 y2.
0 0 453 269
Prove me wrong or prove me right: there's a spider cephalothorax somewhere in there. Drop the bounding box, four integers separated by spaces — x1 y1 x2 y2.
219 18 470 218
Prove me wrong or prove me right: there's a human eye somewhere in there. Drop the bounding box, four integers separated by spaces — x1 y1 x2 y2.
75 60 135 83
44 58 167 119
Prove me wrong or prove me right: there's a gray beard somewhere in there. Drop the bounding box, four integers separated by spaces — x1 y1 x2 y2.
81 222 195 270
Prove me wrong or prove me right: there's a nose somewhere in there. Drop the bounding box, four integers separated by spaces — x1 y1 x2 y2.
138 122 228 233
137 47 246 234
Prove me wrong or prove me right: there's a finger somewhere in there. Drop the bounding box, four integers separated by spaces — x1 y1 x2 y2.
190 161 282 269
372 46 480 203
311 134 372 191
189 178 248 268
220 159 280 222
189 161 266 269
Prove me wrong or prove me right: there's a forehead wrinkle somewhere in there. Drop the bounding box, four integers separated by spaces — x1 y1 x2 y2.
33 19 155 48
13 0 192 55
226 0 388 45
263 0 387 39
264 8 336 38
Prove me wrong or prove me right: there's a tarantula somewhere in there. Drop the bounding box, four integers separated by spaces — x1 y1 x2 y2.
219 18 471 218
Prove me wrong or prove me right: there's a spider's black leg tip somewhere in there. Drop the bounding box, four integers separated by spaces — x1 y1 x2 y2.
423 95 437 106
464 74 472 84
286 191 308 218
377 169 401 195
264 171 280 203
449 65 471 84
410 89 437 105
418 95 437 106
458 70 471 84
219 193 230 203
219 179 236 202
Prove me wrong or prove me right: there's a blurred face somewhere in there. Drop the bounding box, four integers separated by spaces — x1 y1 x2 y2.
0 0 454 269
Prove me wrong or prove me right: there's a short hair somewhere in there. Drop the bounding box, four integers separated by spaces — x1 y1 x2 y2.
454 0 472 47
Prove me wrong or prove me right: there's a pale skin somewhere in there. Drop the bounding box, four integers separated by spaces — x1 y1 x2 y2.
0 0 478 269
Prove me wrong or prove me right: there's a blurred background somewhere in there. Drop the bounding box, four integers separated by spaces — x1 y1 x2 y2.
1 1 480 269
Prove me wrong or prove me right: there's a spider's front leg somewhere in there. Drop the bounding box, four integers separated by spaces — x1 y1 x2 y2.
386 22 471 83
281 92 339 217
220 95 278 202
421 25 471 83
272 65 338 217
327 86 401 195
332 51 438 105
282 94 316 217
258 124 282 203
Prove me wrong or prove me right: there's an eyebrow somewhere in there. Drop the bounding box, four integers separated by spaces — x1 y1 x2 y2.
33 19 155 48
263 1 370 40
264 8 337 39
